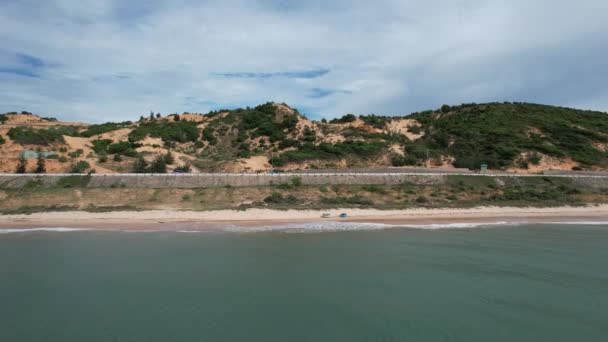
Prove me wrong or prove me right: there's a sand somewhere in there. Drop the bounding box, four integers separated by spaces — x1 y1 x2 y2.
1 205 607 231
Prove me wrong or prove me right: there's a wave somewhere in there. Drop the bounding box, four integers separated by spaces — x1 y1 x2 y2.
1 221 606 234
222 221 518 233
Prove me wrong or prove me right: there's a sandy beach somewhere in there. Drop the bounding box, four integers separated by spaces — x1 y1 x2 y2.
1 205 607 231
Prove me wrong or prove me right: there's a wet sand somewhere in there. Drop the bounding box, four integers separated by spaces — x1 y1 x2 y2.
1 205 607 231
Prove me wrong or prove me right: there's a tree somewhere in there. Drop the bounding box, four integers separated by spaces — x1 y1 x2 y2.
174 163 191 173
98 152 108 163
132 156 148 173
139 116 145 122
164 150 175 165
70 160 91 173
156 113 161 119
149 111 154 120
441 104 451 113
174 114 180 121
148 155 167 173
35 152 46 173
16 156 27 173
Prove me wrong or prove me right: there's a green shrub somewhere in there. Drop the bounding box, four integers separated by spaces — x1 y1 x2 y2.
0 135 5 145
264 192 298 204
7 127 68 145
416 196 428 203
129 120 200 144
56 175 91 188
290 176 302 187
98 153 108 163
58 156 68 163
91 139 112 153
132 157 148 173
70 160 91 173
148 156 167 173
202 127 217 145
330 114 357 124
320 196 373 206
77 121 133 137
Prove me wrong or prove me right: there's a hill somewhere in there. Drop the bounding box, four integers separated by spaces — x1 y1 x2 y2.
0 102 606 173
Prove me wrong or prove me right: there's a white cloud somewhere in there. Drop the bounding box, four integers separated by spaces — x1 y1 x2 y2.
0 0 607 122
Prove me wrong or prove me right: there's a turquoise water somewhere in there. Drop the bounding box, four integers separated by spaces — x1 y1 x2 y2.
1 223 607 341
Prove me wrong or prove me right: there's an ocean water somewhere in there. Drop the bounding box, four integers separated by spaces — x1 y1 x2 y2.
1 223 607 341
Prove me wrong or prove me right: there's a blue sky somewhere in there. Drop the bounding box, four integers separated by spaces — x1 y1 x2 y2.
0 0 607 122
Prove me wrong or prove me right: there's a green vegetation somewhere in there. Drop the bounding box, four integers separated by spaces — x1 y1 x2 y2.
7 127 72 145
272 140 386 166
0 135 5 145
410 102 608 169
330 114 357 124
234 102 298 142
15 156 27 173
132 157 148 173
56 175 91 188
359 114 390 129
148 155 168 173
35 153 46 173
79 121 132 137
70 160 91 173
263 192 298 205
129 120 200 144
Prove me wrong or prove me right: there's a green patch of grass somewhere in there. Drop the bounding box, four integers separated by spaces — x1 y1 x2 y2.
56 175 91 188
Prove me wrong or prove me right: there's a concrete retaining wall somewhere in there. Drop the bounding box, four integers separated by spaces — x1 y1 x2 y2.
1 173 608 189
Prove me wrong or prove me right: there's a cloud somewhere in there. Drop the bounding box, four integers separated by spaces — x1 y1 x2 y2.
307 88 351 99
0 51 51 78
219 69 330 79
0 0 607 122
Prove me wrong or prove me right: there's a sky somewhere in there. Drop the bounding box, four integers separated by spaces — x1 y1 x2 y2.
0 0 607 123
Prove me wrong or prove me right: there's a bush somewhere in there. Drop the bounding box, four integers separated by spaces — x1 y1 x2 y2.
174 163 192 173
79 122 132 137
291 176 302 187
129 120 200 144
164 150 175 165
148 156 167 173
58 156 68 163
202 127 217 145
0 135 5 145
56 175 91 188
408 124 422 134
7 127 68 145
320 196 374 206
98 153 108 163
113 154 123 162
107 141 132 154
91 139 112 153
416 196 428 203
16 156 27 173
70 160 91 173
264 192 298 204
132 157 148 173
330 114 357 124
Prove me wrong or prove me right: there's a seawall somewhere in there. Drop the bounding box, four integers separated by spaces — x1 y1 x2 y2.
1 173 608 189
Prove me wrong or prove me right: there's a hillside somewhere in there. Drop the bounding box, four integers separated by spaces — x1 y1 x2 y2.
0 102 607 174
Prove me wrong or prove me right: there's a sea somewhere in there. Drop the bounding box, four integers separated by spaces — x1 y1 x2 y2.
1 222 607 341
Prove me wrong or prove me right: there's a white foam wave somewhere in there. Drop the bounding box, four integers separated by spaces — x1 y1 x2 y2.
1 221 605 235
543 221 608 226
222 221 519 233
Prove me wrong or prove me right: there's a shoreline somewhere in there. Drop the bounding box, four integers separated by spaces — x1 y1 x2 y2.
1 205 607 231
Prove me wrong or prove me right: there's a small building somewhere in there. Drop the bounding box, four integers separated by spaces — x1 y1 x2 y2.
20 150 57 159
